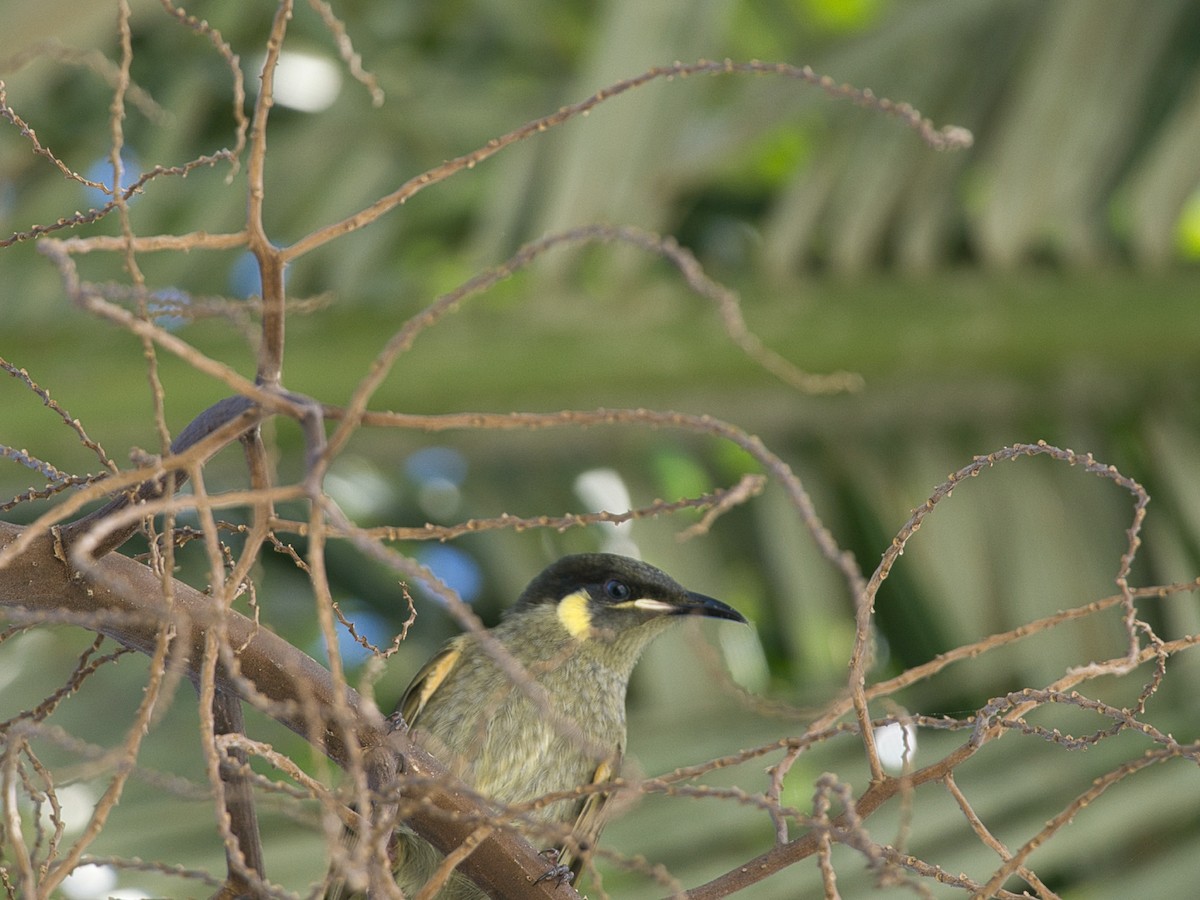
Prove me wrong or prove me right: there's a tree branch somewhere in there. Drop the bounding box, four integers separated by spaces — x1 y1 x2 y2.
0 521 579 899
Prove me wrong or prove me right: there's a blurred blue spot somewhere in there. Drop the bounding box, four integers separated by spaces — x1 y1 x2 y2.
230 251 262 298
417 544 482 604
405 447 468 486
229 251 287 299
84 151 141 208
148 288 189 331
315 603 394 667
0 179 15 221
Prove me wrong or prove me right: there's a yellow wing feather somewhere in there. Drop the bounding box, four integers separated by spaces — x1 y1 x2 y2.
559 752 620 878
398 638 464 727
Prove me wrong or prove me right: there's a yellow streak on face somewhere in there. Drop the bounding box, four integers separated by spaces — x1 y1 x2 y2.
556 589 593 639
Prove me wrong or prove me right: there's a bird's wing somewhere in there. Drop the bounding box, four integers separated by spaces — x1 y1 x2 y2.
397 637 465 727
560 751 621 879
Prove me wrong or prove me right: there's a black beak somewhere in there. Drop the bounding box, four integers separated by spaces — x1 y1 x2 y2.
675 590 748 624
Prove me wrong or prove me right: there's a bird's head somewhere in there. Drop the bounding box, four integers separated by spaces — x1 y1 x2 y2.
509 553 747 645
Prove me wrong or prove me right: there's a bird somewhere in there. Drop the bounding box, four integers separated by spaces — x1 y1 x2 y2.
327 552 748 899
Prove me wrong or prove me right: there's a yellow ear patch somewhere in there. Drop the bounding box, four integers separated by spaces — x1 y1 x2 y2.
556 589 593 638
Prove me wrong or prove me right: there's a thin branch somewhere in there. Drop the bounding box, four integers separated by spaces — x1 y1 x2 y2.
272 474 766 545
841 442 1152 783
333 405 864 599
307 0 383 105
0 519 578 900
942 773 1059 899
245 0 293 386
1 358 117 472
157 0 248 174
281 58 971 263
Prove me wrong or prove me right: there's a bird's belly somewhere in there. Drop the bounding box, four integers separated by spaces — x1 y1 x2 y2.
470 713 608 821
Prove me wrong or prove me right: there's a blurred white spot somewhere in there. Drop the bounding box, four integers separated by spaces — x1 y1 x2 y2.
325 457 395 519
417 477 461 520
61 863 116 899
871 625 891 671
260 51 342 112
573 468 639 557
874 721 918 773
406 447 467 520
39 783 98 836
718 621 769 694
0 630 53 693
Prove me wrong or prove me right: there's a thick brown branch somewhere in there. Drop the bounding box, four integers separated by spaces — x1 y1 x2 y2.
211 691 267 897
0 521 578 900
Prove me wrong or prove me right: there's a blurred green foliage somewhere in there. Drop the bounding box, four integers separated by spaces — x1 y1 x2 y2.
3 1 1200 897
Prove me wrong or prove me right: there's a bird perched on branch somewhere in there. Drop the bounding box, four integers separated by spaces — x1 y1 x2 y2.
328 552 748 899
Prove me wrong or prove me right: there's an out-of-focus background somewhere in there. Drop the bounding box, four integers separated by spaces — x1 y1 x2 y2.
3 1 1200 897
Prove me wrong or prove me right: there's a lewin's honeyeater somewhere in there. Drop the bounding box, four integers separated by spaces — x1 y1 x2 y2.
328 552 748 898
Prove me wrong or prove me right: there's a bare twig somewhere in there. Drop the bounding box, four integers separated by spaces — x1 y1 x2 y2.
282 59 970 263
307 0 383 105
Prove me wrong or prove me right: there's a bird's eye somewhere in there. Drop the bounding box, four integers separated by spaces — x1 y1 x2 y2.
604 579 631 601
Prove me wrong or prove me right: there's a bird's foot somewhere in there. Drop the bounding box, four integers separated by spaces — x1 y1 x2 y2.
532 849 574 888
384 710 408 732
